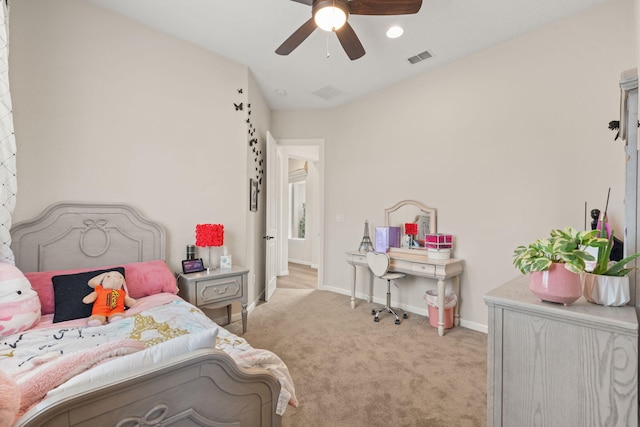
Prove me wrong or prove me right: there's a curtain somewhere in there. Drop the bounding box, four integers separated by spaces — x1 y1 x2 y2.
0 0 17 264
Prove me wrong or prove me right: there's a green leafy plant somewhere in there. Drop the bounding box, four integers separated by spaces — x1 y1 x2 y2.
513 227 607 274
590 228 640 276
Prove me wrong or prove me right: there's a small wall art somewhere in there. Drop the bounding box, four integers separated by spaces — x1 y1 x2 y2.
250 178 258 212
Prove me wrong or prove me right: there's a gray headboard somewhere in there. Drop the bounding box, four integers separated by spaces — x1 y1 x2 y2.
10 202 166 272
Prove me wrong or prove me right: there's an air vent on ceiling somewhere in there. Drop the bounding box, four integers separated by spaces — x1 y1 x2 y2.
407 50 433 65
312 85 343 101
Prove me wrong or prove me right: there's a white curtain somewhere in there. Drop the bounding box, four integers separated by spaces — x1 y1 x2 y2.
0 0 17 264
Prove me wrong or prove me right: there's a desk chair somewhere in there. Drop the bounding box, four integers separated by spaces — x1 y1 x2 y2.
366 251 408 324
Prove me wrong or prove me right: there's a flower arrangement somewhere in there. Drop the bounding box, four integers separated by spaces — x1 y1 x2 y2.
195 224 224 247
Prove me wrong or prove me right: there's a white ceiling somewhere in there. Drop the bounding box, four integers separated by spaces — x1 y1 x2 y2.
85 0 607 111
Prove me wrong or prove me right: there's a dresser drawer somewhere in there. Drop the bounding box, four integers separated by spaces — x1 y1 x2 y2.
196 276 243 306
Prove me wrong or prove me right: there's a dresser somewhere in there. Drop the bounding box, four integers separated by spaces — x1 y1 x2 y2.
178 266 249 333
484 276 638 427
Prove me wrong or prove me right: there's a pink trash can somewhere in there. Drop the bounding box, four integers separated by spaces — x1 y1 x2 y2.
424 290 456 329
428 304 454 329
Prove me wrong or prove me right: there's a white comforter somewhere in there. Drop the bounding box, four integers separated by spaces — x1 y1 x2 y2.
0 294 296 418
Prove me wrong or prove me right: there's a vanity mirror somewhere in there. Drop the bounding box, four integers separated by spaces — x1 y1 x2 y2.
385 200 437 246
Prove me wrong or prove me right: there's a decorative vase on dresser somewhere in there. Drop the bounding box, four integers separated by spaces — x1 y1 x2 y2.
581 273 630 306
484 276 638 427
528 262 582 305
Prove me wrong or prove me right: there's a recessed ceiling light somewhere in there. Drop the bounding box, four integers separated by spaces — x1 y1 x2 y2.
275 88 288 96
386 26 404 39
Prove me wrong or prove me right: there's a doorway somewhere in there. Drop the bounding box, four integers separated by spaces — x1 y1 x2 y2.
267 138 324 292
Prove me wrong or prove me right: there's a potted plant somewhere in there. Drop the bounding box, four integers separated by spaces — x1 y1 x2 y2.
513 227 607 305
581 229 640 306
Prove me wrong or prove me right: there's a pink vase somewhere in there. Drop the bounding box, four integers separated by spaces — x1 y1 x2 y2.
529 263 582 305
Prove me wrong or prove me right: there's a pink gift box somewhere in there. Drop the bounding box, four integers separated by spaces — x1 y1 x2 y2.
425 233 453 249
375 226 401 252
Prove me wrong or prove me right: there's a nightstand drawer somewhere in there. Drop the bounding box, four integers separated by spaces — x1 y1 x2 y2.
196 276 243 306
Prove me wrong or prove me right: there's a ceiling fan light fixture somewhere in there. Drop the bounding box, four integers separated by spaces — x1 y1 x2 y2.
313 0 349 32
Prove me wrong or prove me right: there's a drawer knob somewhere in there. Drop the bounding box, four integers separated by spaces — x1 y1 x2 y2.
213 286 229 295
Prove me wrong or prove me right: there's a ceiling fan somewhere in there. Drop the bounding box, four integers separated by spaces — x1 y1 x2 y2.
275 0 423 61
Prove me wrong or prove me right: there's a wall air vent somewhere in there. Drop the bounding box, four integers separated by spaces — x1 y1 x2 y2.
407 50 433 65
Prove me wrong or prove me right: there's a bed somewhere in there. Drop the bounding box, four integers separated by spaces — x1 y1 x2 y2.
1 202 296 427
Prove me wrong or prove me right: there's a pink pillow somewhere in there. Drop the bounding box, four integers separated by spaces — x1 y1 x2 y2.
25 260 178 315
124 260 179 298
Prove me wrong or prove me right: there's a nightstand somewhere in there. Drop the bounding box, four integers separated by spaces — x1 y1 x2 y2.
178 266 250 333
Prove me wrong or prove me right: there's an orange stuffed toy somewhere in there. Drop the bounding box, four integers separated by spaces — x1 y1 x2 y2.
82 271 136 326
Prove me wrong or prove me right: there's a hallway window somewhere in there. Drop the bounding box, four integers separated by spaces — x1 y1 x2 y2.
288 159 307 240
289 181 306 239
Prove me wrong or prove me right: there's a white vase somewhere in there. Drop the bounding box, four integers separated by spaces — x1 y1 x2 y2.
581 273 630 306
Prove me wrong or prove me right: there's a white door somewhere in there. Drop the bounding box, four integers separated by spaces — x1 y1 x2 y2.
264 132 279 301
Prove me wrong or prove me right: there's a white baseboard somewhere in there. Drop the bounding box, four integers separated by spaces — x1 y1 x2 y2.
289 260 319 270
287 259 313 267
459 319 488 334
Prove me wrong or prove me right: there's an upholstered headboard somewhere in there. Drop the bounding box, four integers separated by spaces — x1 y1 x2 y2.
10 202 166 273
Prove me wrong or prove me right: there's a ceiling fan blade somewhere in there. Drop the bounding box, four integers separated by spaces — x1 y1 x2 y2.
348 0 422 15
335 22 365 60
276 18 317 56
290 0 313 5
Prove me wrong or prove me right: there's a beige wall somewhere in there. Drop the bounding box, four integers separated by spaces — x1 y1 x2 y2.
246 70 270 303
272 0 635 330
8 0 636 330
9 0 268 308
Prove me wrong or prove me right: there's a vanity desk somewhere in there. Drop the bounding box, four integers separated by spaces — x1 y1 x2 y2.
348 200 464 337
346 250 463 336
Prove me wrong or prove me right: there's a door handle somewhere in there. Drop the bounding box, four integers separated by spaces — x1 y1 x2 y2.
263 235 274 240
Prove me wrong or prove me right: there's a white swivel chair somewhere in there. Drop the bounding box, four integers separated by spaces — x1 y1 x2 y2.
366 251 408 324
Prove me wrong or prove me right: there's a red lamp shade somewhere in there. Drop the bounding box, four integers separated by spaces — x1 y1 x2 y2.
195 224 224 247
404 223 418 236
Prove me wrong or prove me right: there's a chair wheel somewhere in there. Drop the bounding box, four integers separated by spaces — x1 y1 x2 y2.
374 317 380 322
403 313 408 319
371 309 376 315
395 319 400 325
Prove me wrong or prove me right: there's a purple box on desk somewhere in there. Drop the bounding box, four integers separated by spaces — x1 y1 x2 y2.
375 226 401 252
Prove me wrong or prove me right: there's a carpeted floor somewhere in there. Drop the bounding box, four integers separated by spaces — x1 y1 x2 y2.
225 288 487 427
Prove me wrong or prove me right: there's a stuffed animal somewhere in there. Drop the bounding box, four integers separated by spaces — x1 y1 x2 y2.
0 262 40 338
82 271 136 326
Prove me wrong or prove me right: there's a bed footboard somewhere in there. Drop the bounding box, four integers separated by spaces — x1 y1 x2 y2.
14 349 282 427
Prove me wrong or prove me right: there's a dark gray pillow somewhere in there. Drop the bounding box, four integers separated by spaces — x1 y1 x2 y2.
52 267 125 323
